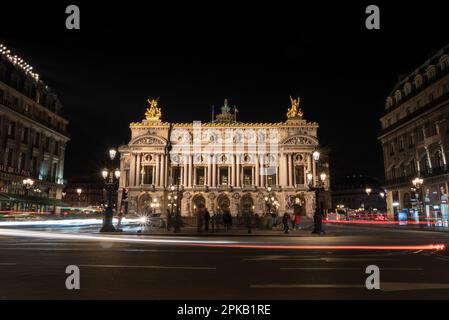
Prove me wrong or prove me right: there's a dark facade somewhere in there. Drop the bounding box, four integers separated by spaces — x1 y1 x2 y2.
332 175 387 211
0 43 70 213
379 44 449 218
63 178 105 208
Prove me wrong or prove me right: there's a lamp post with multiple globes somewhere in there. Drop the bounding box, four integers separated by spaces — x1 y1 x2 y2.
76 188 82 208
307 150 328 234
412 177 424 219
100 148 121 232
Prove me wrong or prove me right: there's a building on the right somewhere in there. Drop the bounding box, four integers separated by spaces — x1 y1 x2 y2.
379 44 449 223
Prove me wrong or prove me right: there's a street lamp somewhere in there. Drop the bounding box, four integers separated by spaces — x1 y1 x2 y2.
22 178 34 211
308 148 327 234
412 177 424 219
365 187 372 196
100 147 120 232
76 188 82 208
167 184 183 232
22 178 34 195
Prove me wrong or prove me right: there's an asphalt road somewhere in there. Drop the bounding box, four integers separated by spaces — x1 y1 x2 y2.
1 223 449 299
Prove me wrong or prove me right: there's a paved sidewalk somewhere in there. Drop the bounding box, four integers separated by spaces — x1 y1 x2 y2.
325 221 449 234
110 224 332 237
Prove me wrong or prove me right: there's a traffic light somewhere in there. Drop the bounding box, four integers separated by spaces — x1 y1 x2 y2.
122 187 129 201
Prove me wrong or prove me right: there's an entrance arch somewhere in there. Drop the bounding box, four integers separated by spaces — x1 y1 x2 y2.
137 193 152 214
192 194 206 210
217 194 230 212
294 193 306 216
240 194 254 214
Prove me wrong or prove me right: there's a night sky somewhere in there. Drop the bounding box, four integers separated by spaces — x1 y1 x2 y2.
1 1 448 183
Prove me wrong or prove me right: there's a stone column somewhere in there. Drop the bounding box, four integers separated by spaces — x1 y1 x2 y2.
155 154 160 186
130 153 136 186
136 154 141 185
207 156 212 186
236 155 240 187
255 155 260 187
212 157 216 187
161 154 166 187
188 155 193 187
231 155 235 186
252 166 255 186
425 146 432 171
440 143 447 167
183 156 188 186
287 153 291 187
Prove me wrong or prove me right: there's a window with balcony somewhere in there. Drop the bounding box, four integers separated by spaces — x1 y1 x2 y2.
219 167 229 185
143 166 154 185
294 165 304 185
7 122 15 138
195 167 205 185
267 173 276 186
21 127 29 143
18 152 26 171
243 167 252 186
34 132 40 148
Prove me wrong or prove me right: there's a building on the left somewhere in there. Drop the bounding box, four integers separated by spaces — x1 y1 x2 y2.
0 43 69 213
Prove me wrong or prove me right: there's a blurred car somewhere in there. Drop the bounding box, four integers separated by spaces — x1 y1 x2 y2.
82 206 103 214
147 213 166 228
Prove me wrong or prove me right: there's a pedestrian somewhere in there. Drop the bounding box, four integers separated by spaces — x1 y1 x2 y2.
197 206 204 233
282 212 290 234
312 207 325 234
271 212 277 229
204 208 211 231
166 209 172 231
223 209 231 231
295 213 301 230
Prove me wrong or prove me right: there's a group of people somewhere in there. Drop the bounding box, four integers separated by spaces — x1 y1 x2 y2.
280 212 302 234
165 210 182 232
196 205 233 232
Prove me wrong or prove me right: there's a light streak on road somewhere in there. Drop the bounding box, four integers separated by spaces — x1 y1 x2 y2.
0 218 141 227
0 228 445 251
325 220 442 225
198 243 446 251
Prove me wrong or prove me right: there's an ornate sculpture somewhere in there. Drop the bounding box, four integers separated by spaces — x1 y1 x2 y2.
145 98 162 121
287 96 303 119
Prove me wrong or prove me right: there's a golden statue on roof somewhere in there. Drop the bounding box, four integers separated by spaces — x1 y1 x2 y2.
145 98 162 121
287 95 303 119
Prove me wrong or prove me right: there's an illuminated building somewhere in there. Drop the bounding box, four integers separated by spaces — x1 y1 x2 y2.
379 44 449 220
118 97 330 216
0 43 69 213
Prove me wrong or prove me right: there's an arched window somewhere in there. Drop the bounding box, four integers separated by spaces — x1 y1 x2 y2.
385 97 393 109
439 55 449 70
414 74 423 89
404 82 412 96
426 65 436 80
394 90 402 104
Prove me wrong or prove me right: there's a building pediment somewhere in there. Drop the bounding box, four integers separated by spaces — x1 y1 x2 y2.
130 135 166 146
282 134 318 146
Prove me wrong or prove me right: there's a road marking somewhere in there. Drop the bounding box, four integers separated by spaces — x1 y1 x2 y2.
381 282 449 292
251 284 365 289
280 267 423 271
321 258 392 262
251 282 449 291
244 256 392 262
78 264 216 270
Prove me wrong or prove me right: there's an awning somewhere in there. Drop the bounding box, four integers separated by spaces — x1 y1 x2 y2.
0 193 66 207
